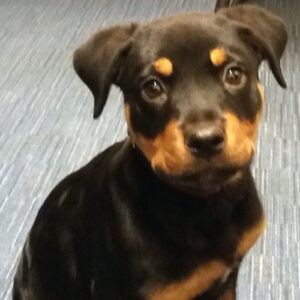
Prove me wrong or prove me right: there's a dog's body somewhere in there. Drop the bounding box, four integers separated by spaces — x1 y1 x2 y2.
13 4 287 300
13 140 264 300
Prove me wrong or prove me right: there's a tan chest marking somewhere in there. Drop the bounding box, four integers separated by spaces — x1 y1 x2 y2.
148 217 266 300
236 216 266 258
149 260 228 300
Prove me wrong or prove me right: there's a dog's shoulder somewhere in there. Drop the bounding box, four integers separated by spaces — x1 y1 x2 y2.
13 141 129 300
29 141 125 240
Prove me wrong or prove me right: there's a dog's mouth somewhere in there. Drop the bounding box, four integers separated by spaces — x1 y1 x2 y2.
156 165 245 196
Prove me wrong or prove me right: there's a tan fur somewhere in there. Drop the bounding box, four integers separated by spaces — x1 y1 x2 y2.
149 260 229 300
125 84 265 173
236 216 266 258
125 84 266 299
125 104 191 175
257 82 265 114
210 48 227 67
222 83 264 166
223 112 257 165
154 57 173 76
148 216 265 300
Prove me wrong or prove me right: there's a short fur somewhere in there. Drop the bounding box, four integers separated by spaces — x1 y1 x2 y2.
13 4 287 300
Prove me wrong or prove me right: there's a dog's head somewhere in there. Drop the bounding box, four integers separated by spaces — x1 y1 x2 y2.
74 5 287 194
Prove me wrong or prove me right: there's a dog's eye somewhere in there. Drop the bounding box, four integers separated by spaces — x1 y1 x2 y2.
141 79 166 101
225 67 244 86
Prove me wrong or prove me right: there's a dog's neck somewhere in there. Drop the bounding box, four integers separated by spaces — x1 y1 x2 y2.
112 138 253 208
108 139 262 265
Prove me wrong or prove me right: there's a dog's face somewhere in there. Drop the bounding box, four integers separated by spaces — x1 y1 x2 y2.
74 5 287 194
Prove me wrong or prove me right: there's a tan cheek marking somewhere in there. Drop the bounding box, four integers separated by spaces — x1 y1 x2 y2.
210 48 227 67
223 83 265 166
236 216 266 258
223 112 260 166
154 57 173 76
149 260 228 300
125 104 191 175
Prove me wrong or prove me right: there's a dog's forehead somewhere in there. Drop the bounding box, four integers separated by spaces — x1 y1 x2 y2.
132 13 237 63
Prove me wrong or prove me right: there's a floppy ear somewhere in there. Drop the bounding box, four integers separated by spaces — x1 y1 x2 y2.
219 5 288 88
73 23 138 118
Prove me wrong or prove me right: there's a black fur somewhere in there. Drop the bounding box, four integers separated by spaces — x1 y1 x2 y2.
13 4 287 300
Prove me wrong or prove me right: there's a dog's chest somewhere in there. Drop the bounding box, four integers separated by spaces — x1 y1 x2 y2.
147 216 265 300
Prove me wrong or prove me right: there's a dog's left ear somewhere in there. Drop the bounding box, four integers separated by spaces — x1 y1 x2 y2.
73 23 138 118
220 5 288 88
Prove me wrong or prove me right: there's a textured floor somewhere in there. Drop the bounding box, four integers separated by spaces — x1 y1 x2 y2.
0 0 299 299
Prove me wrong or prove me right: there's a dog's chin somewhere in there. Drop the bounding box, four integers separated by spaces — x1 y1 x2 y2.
156 166 245 196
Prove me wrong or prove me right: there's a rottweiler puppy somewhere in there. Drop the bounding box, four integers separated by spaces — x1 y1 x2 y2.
13 4 287 300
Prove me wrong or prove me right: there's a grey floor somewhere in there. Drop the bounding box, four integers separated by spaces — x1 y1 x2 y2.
0 0 299 299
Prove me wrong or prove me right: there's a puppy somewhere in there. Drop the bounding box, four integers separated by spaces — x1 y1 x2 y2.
13 4 287 300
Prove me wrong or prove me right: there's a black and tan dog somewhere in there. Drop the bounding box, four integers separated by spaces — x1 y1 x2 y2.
13 3 287 300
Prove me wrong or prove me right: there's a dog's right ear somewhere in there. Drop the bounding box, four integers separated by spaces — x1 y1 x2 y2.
219 5 287 88
73 23 138 119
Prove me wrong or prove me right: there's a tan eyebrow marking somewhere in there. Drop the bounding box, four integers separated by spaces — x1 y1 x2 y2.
210 48 227 67
154 57 173 76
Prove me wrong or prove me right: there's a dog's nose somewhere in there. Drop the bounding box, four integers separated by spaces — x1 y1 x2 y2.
186 124 225 157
